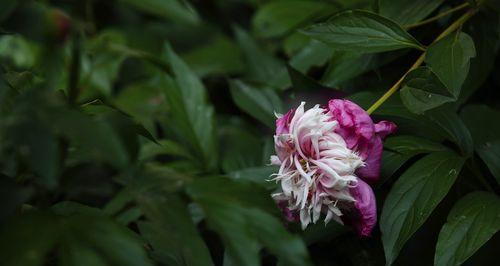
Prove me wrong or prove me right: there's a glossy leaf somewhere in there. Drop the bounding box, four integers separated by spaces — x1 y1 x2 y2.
186 177 311 266
302 10 424 53
425 31 476 96
234 27 289 89
380 152 465 265
400 67 455 114
384 135 445 156
137 194 213 266
434 192 500 266
120 0 199 25
378 0 445 25
427 108 474 157
458 10 500 105
461 105 500 183
182 35 244 77
229 79 283 128
252 0 336 38
161 44 218 171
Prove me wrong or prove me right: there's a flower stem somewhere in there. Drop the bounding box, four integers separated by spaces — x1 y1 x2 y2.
366 8 478 115
403 2 470 30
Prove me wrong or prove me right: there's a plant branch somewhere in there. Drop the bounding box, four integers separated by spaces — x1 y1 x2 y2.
403 2 470 30
366 7 478 115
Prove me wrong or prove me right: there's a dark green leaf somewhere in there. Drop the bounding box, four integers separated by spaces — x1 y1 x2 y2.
182 35 244 77
461 105 500 183
287 64 324 92
425 31 476 96
234 27 289 89
379 150 411 184
81 30 127 96
301 10 424 53
400 67 455 114
0 211 59 266
229 79 283 128
0 0 18 22
119 0 200 25
380 152 465 265
186 177 311 266
161 44 217 171
427 108 473 157
0 207 153 266
384 135 445 156
252 0 336 38
289 40 333 74
53 109 130 169
378 0 445 25
458 10 500 105
435 192 500 266
137 194 213 266
228 165 278 190
220 125 263 173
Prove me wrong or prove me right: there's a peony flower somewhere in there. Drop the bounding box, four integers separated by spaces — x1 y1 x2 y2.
270 100 396 236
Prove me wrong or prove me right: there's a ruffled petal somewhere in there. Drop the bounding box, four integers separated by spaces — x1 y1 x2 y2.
276 108 295 135
374 121 397 139
327 99 397 182
347 179 377 237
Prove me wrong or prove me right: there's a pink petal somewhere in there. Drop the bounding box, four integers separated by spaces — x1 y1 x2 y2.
276 108 295 135
327 99 397 182
347 179 377 237
374 121 397 139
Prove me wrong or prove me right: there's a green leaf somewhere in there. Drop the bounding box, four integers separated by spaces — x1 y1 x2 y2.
0 35 39 68
0 175 31 224
252 0 336 38
384 135 445 156
379 150 411 184
400 67 455 114
0 0 18 22
186 177 311 266
0 211 59 266
425 31 476 96
182 35 244 77
380 152 465 265
234 27 289 89
52 109 130 169
80 30 127 96
461 105 500 183
458 10 499 105
322 52 381 87
137 194 213 266
229 79 283 128
434 192 500 266
427 108 474 157
119 0 199 25
114 81 167 135
228 165 278 190
161 43 218 171
287 64 325 92
378 0 445 25
301 10 424 53
220 125 263 173
289 40 333 74
0 207 153 266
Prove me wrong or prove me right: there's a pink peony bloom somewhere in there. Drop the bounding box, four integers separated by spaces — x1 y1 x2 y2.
328 99 396 182
270 100 395 236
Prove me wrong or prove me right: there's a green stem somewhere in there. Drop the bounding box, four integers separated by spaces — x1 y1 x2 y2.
366 8 478 115
404 2 470 29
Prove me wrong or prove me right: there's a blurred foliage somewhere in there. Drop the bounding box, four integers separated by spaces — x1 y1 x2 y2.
0 0 499 265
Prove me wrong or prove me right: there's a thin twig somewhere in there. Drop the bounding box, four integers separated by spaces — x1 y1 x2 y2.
366 8 478 115
403 2 470 30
